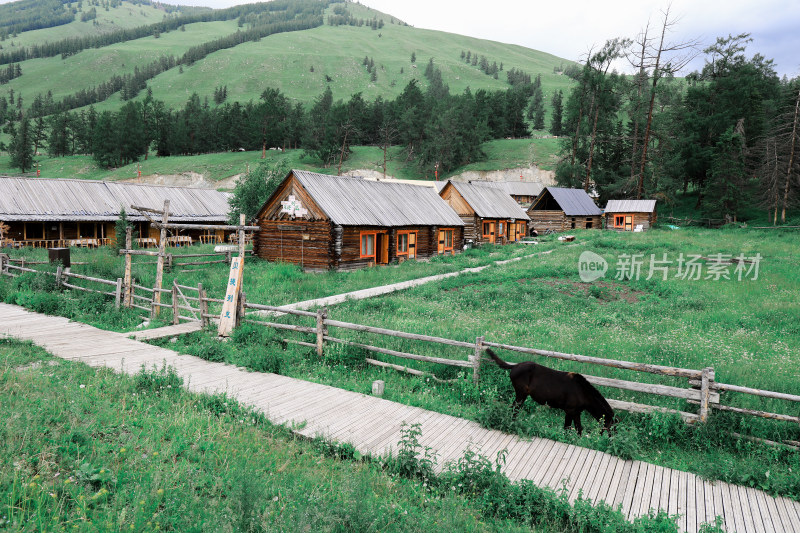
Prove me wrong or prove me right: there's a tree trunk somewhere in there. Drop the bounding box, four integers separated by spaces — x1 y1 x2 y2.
781 88 800 223
584 103 601 191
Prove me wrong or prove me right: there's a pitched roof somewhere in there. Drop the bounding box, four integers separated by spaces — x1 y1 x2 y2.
491 181 545 197
604 199 657 213
0 177 231 222
531 187 601 216
290 170 464 227
446 181 531 220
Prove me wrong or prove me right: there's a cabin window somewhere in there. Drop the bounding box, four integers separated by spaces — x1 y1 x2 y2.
438 228 454 254
396 231 417 258
360 232 376 259
614 215 625 227
482 221 491 236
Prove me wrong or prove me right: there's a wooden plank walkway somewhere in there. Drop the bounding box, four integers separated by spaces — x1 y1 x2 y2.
1 302 796 533
130 321 204 341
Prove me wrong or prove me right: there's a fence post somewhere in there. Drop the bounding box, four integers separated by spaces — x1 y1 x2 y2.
55 265 63 287
0 253 6 275
316 307 328 357
152 199 170 317
114 278 122 309
123 227 132 308
472 336 484 384
237 291 247 327
700 367 713 422
171 282 179 325
199 286 209 327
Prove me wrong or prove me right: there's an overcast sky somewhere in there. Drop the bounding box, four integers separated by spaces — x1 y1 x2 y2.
357 0 800 78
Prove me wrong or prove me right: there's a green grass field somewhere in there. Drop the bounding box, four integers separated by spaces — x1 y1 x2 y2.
2 227 800 501
1 338 688 532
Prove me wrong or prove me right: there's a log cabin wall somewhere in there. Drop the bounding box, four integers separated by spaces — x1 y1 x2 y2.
255 219 334 270
528 210 567 232
605 212 655 231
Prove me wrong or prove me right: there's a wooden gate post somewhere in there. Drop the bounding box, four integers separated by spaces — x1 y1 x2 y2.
55 265 63 287
199 285 209 327
152 200 170 317
123 227 132 308
316 307 328 357
237 291 247 325
472 336 484 384
0 253 6 276
700 367 714 422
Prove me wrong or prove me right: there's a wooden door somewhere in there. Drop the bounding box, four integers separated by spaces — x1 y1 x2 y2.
489 221 495 243
408 232 417 259
437 230 445 254
625 215 632 231
380 233 389 264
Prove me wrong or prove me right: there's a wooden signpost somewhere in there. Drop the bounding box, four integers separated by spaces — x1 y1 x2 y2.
218 215 247 337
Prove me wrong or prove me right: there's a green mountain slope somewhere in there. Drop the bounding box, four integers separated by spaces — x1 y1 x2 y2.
2 1 574 113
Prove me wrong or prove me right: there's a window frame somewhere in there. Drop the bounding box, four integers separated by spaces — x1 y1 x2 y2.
396 230 417 257
360 231 377 259
440 228 454 253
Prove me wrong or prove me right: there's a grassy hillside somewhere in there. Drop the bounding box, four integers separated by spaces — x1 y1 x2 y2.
0 137 561 185
2 1 574 113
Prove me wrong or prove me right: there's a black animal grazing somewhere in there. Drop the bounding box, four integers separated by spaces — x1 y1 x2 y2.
487 349 615 434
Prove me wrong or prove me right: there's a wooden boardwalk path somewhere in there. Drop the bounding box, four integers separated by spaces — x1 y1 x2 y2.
130 321 204 341
1 302 798 533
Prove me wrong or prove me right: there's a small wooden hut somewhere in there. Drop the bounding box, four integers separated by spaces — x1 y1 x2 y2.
253 170 465 271
0 177 232 247
526 187 601 233
604 200 657 231
438 181 530 245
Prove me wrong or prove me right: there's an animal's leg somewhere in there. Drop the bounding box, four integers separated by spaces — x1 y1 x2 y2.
511 392 527 419
573 411 583 435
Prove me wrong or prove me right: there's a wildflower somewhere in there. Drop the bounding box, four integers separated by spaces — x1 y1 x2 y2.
120 447 126 454
80 384 86 389
157 489 164 496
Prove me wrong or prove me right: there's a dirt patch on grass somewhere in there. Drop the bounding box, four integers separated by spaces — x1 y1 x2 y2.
518 279 644 303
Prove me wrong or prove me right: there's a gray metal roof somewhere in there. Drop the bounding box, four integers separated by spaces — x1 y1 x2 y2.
605 199 657 213
292 170 464 227
0 177 231 222
492 181 544 197
533 187 602 216
448 181 530 220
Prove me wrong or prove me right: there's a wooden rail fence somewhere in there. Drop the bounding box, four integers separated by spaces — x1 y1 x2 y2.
1 252 798 448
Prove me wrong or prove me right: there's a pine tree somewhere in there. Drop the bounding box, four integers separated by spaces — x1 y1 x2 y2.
550 90 563 136
10 116 34 172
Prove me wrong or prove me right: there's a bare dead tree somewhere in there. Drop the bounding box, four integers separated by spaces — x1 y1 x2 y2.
781 87 800 223
634 5 700 199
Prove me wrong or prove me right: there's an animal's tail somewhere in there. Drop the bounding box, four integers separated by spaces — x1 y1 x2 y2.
572 373 615 426
486 349 515 370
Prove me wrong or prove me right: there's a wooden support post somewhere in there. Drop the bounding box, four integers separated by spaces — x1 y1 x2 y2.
700 367 713 422
0 254 6 275
123 227 132 308
171 282 179 325
152 199 170 317
237 291 246 325
114 278 122 309
316 307 328 357
237 214 246 258
472 335 484 384
55 265 62 287
199 286 209 327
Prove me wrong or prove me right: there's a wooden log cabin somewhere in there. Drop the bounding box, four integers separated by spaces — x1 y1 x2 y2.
253 170 465 271
526 187 602 233
604 200 657 231
437 181 530 245
0 177 232 247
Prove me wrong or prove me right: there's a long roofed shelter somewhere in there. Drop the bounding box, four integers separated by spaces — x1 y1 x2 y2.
526 187 602 232
253 170 465 271
438 180 531 244
0 177 232 247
